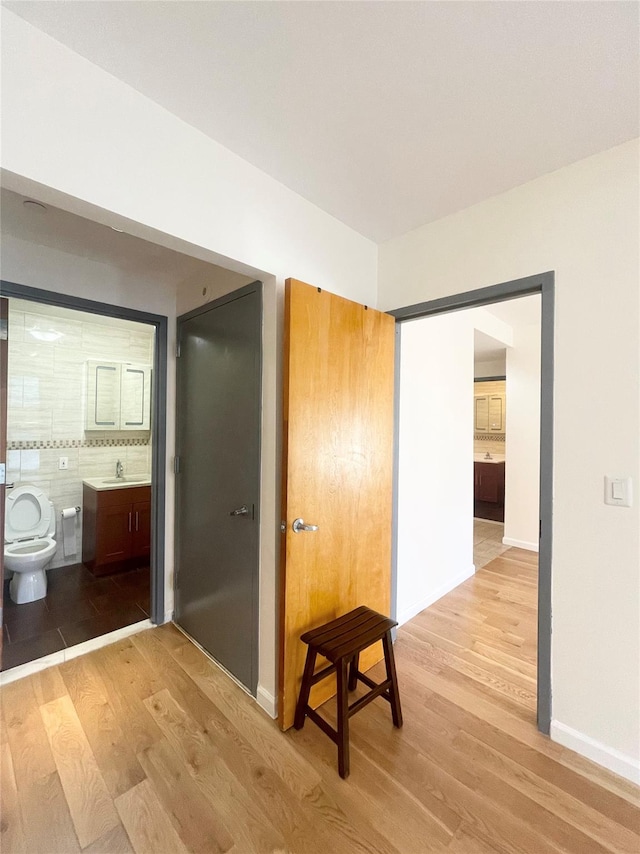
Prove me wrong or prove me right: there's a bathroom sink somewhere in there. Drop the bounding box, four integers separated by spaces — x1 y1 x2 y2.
83 475 151 491
102 476 149 484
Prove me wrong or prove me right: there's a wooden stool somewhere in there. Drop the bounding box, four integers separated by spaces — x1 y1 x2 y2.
294 605 403 778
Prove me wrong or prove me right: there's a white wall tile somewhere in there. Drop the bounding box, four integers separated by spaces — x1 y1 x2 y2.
125 445 151 475
8 410 53 442
8 309 25 343
24 311 83 350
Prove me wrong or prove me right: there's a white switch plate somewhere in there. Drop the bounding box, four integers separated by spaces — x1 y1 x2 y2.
604 476 632 507
58 456 69 471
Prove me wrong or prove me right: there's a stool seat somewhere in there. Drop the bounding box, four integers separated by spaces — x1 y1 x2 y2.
294 605 403 779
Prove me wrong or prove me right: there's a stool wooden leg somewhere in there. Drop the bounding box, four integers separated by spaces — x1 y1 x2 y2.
382 630 403 728
336 657 350 778
348 652 359 691
294 647 317 730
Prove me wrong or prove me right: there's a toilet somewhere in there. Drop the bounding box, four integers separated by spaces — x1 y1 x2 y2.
4 484 56 604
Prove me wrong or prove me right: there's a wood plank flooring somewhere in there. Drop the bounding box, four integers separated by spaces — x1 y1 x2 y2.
1 547 639 853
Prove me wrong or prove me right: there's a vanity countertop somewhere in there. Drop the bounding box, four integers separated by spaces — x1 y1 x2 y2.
474 454 505 464
83 476 151 491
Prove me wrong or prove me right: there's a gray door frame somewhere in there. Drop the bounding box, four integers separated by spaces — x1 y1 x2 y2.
0 280 167 625
175 281 262 695
388 270 554 734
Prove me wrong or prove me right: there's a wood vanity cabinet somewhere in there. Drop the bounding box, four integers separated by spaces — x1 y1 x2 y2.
474 461 505 522
474 462 505 504
82 484 151 575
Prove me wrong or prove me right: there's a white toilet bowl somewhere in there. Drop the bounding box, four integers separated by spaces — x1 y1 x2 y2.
4 485 56 604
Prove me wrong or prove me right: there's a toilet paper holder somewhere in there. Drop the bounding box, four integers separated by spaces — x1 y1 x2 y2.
61 506 82 515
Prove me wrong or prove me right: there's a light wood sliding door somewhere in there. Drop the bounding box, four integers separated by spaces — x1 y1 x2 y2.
278 279 395 730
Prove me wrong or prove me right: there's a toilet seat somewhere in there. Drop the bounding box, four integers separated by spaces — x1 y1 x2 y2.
5 485 52 543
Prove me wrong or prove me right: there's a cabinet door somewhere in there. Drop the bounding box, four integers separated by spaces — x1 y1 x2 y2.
96 503 132 564
474 395 489 432
120 364 151 430
132 500 151 559
475 465 499 503
489 394 505 432
86 361 121 430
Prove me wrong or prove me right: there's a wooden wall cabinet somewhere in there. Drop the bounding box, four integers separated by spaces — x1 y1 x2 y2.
82 484 151 575
474 393 506 433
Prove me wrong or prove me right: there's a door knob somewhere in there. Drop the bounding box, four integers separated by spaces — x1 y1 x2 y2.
292 518 319 533
230 505 249 516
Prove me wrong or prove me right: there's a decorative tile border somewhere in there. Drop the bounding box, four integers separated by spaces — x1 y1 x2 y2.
8 436 150 450
474 434 506 442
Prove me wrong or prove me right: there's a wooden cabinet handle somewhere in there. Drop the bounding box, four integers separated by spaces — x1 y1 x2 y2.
128 511 132 532
135 511 139 532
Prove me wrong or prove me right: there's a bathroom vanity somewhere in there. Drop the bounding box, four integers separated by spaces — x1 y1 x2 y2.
473 456 505 522
82 478 151 575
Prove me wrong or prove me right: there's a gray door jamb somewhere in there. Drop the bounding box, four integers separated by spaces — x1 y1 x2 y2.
388 271 554 735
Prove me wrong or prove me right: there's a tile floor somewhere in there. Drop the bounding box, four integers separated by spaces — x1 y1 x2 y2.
1 562 150 671
473 518 509 569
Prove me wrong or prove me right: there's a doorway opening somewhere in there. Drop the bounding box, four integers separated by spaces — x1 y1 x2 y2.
0 283 167 674
390 272 553 733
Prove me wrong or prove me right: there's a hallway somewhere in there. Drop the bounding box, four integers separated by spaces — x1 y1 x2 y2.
1 549 638 853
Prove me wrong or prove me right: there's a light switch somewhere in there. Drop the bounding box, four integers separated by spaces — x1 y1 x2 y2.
604 476 632 507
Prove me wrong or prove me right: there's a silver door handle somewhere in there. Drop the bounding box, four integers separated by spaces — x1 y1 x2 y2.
292 518 319 533
230 505 249 516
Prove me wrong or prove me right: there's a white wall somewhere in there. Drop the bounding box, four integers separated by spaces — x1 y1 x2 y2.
0 10 379 718
474 358 505 378
397 306 517 625
397 313 475 625
504 322 541 551
380 139 640 780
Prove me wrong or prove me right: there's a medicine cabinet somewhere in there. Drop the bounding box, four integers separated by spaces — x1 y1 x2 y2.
86 360 152 431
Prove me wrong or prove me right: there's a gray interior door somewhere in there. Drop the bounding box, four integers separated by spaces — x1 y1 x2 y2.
175 283 261 694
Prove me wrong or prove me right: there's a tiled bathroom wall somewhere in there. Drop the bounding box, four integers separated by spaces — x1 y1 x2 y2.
6 300 154 570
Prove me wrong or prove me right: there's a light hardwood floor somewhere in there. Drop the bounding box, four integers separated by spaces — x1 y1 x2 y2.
1 548 639 853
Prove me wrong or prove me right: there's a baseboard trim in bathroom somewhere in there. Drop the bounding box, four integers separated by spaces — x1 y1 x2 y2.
0 618 153 685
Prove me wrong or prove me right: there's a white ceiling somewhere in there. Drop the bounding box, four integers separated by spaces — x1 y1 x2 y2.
0 188 253 292
5 1 638 243
474 294 541 362
474 330 507 364
482 294 540 329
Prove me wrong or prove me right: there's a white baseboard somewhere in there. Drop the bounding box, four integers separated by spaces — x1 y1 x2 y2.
502 537 539 552
397 565 475 627
550 720 640 785
0 619 153 686
257 684 277 719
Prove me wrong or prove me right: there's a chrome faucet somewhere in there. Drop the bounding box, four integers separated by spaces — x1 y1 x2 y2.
115 459 124 478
